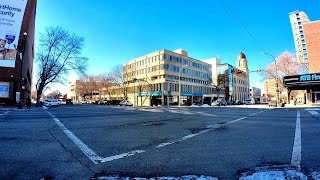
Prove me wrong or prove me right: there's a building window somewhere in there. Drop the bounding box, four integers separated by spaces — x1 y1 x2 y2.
300 35 304 39
298 22 301 25
160 54 163 60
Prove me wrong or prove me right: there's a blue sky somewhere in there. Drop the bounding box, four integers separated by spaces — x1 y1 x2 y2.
35 0 320 92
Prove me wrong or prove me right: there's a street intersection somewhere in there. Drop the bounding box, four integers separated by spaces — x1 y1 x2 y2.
1 105 320 179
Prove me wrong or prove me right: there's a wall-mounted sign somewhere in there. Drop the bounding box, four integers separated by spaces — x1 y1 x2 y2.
283 73 320 87
0 82 9 98
0 0 28 68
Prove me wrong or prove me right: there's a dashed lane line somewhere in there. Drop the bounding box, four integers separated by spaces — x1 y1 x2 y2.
291 111 301 170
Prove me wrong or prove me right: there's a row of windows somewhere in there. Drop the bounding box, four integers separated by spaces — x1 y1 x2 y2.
127 83 217 95
165 75 210 85
163 64 211 79
163 54 211 71
124 53 211 72
124 64 211 79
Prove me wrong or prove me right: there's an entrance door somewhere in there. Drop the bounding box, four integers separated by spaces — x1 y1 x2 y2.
315 92 320 104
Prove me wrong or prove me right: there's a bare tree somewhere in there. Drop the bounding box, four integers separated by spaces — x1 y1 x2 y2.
35 26 88 106
47 90 62 99
263 51 307 89
97 73 113 99
109 65 127 99
76 75 99 101
263 51 308 100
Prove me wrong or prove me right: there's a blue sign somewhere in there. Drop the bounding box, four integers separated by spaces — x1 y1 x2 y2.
180 92 203 96
0 82 9 98
136 91 162 96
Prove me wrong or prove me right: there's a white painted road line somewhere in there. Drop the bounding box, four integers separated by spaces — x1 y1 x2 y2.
0 111 10 116
249 110 266 117
291 111 301 170
100 150 146 163
46 110 265 164
46 111 103 164
308 111 319 116
42 106 48 110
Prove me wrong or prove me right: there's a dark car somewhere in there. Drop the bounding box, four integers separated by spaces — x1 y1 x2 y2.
170 102 179 106
111 100 121 106
66 99 73 105
236 100 244 105
226 100 233 105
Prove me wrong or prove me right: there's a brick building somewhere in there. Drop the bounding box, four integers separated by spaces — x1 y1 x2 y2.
0 0 36 105
303 21 320 73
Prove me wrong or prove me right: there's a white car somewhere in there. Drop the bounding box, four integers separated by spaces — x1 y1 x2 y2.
43 99 60 106
119 100 133 106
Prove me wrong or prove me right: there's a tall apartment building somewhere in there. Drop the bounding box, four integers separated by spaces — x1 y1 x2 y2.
289 11 320 73
289 11 310 64
123 49 224 106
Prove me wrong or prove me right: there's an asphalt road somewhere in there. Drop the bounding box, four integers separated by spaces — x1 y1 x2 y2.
0 105 320 179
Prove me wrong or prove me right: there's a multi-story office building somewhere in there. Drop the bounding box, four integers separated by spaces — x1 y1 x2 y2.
0 0 36 105
264 79 278 99
205 51 250 101
123 49 224 106
289 11 310 64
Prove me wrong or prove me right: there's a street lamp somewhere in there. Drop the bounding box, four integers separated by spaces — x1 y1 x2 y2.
178 64 188 107
260 52 280 107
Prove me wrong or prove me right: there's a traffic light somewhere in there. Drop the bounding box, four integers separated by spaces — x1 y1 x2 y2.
256 69 263 72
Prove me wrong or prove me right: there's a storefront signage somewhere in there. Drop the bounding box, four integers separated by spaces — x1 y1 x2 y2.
137 91 162 96
284 73 320 87
0 82 9 98
0 0 28 68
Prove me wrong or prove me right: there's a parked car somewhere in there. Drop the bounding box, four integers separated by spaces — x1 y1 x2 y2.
43 99 60 106
244 99 253 105
191 103 201 107
236 100 244 105
200 104 210 107
226 100 233 105
111 100 121 106
268 100 277 107
119 100 133 106
170 102 179 106
211 99 227 106
66 99 73 105
80 100 88 104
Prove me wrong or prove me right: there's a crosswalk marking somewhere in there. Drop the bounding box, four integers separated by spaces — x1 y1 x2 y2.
308 111 319 116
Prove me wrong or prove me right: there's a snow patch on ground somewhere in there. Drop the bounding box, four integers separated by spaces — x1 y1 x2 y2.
96 175 218 180
240 169 307 180
311 171 320 180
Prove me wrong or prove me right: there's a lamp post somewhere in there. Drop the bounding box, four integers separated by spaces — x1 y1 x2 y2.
261 52 280 107
178 64 188 107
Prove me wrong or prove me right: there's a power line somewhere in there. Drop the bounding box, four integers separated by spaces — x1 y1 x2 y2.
217 0 267 53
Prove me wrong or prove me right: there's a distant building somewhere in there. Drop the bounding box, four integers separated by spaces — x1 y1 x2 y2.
250 87 261 103
206 51 250 101
289 11 320 72
264 79 279 101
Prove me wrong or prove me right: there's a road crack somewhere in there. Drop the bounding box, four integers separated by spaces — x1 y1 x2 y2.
47 129 95 174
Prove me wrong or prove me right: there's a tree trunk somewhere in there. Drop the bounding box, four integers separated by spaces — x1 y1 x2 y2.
36 84 44 107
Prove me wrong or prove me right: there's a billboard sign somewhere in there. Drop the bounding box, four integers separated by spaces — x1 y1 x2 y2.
0 82 10 98
0 0 28 68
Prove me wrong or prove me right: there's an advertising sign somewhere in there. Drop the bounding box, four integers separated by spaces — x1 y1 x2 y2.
283 73 320 87
0 0 28 68
0 82 10 98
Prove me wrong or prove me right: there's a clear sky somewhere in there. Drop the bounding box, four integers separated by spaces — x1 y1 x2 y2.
35 0 320 93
